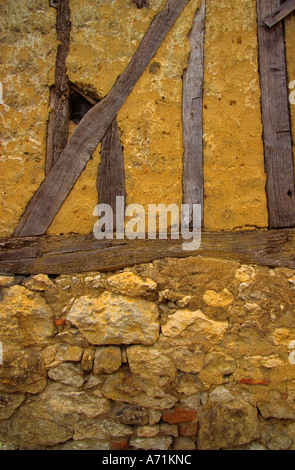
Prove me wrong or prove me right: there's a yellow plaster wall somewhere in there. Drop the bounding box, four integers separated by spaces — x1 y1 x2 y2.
202 0 268 231
0 0 57 237
2 0 295 237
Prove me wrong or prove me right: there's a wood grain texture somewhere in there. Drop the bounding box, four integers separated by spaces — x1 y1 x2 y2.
14 0 191 238
263 0 295 27
182 0 205 227
257 0 295 228
46 0 71 175
1 229 295 274
98 117 126 226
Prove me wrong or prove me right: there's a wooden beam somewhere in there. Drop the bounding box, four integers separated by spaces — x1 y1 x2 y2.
1 229 295 274
263 0 295 27
46 0 71 175
98 117 126 226
257 0 295 228
14 0 191 238
182 0 206 227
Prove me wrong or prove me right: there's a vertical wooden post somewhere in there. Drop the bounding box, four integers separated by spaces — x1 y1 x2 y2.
46 0 71 175
98 118 126 229
257 0 295 228
182 0 206 227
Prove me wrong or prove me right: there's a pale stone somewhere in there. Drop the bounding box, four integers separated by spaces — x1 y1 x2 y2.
48 362 85 387
23 274 55 291
0 285 56 346
136 424 159 438
160 423 179 437
81 348 95 372
130 436 173 450
271 328 295 346
101 369 177 410
148 409 162 425
67 292 159 345
53 439 110 450
93 346 122 374
127 345 177 378
42 345 58 365
176 295 192 308
73 419 133 440
202 288 234 308
116 405 149 425
209 386 234 403
105 271 157 297
85 275 103 288
0 345 47 394
10 404 73 448
161 309 228 343
234 266 256 283
56 344 83 362
197 399 260 450
173 436 196 450
0 393 25 420
0 276 14 287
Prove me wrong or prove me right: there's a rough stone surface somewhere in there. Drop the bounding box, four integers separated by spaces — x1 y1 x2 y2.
197 399 260 450
67 292 159 345
93 346 122 374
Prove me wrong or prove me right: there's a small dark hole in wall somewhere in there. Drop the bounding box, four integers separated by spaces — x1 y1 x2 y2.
287 189 293 197
70 91 94 125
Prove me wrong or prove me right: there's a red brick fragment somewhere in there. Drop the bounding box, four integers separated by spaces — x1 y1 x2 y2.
162 407 197 424
110 439 130 450
238 378 270 386
179 422 198 437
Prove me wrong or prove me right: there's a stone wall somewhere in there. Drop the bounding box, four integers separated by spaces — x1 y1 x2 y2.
1 257 295 450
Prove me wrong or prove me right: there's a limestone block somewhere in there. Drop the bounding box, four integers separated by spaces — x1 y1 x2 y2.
105 271 157 297
127 345 177 378
197 399 260 450
161 308 228 343
101 369 177 410
0 285 56 346
67 292 159 345
129 436 173 450
202 288 234 308
93 346 122 374
48 362 85 387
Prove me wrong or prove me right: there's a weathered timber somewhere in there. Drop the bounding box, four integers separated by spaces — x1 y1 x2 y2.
14 0 191 238
182 0 206 227
46 0 71 175
1 229 295 274
98 118 126 226
257 0 295 228
263 0 295 27
132 0 149 8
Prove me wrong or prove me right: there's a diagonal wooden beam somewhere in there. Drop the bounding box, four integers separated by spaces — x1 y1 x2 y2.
14 0 191 237
263 0 295 27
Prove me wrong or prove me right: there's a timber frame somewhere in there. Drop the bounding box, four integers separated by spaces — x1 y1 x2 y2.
1 0 295 274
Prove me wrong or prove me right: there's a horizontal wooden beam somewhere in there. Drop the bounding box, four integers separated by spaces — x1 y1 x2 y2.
0 229 295 274
262 0 295 27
